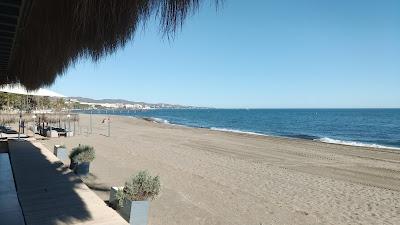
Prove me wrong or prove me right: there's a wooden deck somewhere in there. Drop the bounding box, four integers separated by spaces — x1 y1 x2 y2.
0 153 25 225
8 140 128 225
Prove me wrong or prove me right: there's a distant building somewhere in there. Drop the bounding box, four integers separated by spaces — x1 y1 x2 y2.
124 104 143 109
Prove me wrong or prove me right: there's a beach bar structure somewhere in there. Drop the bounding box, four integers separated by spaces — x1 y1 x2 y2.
0 0 214 224
0 84 68 139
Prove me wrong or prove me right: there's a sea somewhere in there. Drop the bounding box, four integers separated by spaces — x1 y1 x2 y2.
79 108 400 150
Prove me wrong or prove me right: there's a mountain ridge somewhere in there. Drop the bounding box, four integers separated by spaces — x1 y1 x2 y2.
69 96 201 109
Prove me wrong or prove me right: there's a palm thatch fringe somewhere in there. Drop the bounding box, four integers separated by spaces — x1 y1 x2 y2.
0 113 79 124
5 0 218 90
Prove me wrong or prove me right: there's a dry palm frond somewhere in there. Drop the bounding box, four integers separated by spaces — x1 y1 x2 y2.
5 0 218 90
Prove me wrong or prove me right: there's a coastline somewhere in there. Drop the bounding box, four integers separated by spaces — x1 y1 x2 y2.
133 114 400 151
204 125 400 151
40 113 400 225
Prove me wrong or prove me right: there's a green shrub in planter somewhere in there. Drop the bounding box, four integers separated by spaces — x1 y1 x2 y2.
69 145 95 175
116 170 160 207
114 170 160 225
69 145 95 163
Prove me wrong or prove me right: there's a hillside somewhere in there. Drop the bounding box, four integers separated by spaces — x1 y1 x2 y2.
69 97 198 109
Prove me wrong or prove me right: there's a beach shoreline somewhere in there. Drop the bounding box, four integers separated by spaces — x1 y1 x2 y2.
102 112 400 152
40 114 400 225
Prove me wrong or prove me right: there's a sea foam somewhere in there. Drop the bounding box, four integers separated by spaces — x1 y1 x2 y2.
316 137 400 150
211 127 400 150
142 117 170 124
153 118 170 124
210 127 268 136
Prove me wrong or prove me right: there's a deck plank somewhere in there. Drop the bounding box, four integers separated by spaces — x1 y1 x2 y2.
0 153 25 225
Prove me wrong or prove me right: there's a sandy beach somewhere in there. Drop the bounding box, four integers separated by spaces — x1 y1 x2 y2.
39 114 400 225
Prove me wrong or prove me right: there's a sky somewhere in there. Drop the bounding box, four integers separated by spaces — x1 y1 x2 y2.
50 0 400 108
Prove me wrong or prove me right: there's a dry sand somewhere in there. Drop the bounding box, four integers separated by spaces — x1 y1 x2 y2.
39 114 400 225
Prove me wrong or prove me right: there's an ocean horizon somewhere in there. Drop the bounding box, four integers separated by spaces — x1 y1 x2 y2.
76 108 400 150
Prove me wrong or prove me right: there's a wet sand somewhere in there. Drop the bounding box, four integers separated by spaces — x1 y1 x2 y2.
40 114 400 225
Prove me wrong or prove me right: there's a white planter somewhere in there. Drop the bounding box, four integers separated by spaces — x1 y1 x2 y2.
29 125 38 133
66 131 74 137
54 145 61 153
109 187 123 207
127 200 149 225
53 145 68 162
109 187 150 225
47 130 58 138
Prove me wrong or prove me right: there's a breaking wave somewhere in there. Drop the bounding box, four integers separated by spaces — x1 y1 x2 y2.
210 127 269 136
316 137 400 150
142 117 170 124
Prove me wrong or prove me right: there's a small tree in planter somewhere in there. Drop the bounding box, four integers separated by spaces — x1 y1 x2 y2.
69 145 95 176
111 170 160 225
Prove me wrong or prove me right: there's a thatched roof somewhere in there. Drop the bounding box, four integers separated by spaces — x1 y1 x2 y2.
0 0 217 90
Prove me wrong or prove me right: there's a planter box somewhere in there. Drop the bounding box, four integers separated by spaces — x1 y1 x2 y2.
69 161 77 170
54 145 61 153
53 145 68 162
73 162 90 176
109 187 123 208
109 187 149 225
47 130 58 138
66 131 74 137
29 125 38 134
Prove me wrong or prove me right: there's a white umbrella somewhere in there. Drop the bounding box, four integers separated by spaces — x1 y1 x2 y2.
0 84 65 97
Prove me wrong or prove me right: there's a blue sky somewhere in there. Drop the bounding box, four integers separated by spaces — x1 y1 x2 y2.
51 0 400 108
